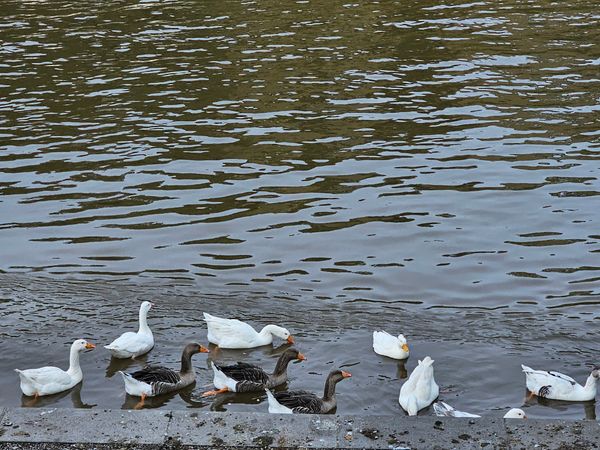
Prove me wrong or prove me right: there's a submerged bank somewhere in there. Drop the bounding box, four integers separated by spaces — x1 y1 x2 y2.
1 407 599 450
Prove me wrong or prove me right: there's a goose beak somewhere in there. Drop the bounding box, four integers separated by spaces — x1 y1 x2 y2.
199 345 210 353
297 352 306 361
85 343 96 350
402 344 409 353
341 371 352 378
287 335 295 344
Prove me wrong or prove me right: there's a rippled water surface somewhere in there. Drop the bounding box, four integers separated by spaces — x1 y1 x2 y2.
0 0 599 418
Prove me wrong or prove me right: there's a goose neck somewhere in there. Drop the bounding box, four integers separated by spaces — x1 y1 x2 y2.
323 375 338 401
138 307 150 334
66 345 82 378
180 348 195 374
272 352 293 377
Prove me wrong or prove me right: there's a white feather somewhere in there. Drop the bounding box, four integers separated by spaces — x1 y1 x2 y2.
265 389 293 414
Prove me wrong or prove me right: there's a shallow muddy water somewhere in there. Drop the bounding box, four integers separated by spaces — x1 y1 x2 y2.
0 0 599 419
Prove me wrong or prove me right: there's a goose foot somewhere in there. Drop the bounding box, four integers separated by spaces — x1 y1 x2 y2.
202 388 228 397
525 391 536 402
23 393 39 407
134 393 147 410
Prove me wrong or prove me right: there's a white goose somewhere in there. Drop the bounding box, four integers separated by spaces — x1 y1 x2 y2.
15 339 95 397
399 356 439 416
105 301 154 359
433 402 527 419
522 364 600 401
373 330 409 360
203 312 294 349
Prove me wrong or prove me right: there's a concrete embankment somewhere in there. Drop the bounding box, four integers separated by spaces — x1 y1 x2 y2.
1 407 599 450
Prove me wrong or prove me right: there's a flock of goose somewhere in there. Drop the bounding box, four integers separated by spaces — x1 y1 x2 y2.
15 301 600 417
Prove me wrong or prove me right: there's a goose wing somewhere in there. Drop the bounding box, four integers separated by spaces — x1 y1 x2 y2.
522 365 576 396
274 390 322 414
131 365 181 384
217 362 270 384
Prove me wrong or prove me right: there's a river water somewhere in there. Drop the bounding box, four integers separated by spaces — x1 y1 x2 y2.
0 0 599 419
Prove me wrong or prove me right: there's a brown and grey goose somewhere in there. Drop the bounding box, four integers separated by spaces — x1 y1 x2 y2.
119 342 209 408
203 348 306 396
266 369 351 414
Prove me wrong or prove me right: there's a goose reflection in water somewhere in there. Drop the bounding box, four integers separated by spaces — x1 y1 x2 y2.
396 359 408 380
206 341 294 361
524 390 597 420
105 353 149 378
120 383 209 410
207 389 270 412
21 382 95 409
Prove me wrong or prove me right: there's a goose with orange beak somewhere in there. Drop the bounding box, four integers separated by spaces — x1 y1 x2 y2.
203 348 306 396
203 312 295 349
105 301 154 359
266 369 351 414
373 330 409 360
15 339 96 397
119 342 209 409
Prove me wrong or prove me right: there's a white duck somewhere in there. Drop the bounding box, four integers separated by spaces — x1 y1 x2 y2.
522 364 600 401
15 339 95 397
399 356 439 416
433 401 527 419
105 301 154 359
373 330 409 360
203 312 294 349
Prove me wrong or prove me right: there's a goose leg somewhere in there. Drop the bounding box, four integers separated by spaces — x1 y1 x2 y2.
134 393 147 410
202 388 228 397
23 393 39 407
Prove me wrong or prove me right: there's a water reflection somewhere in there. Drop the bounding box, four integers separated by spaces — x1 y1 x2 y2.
0 0 597 312
524 393 597 420
105 354 149 378
208 391 266 413
20 382 96 409
120 387 193 410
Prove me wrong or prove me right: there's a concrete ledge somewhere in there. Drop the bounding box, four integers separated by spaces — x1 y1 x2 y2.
1 408 599 450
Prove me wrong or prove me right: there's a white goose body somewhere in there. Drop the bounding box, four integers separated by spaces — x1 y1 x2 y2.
433 402 527 419
203 313 293 349
15 339 95 397
372 331 409 360
522 365 599 401
211 362 239 392
266 389 293 414
433 401 480 418
399 356 439 416
105 301 154 359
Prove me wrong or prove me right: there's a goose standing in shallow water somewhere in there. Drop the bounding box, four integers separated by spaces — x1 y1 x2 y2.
522 365 600 401
399 356 439 416
266 369 351 414
203 312 294 349
433 402 527 419
372 331 409 360
15 339 95 397
105 301 154 359
119 343 209 409
203 348 306 396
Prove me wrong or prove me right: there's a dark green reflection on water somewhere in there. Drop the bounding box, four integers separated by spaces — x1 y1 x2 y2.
0 0 599 307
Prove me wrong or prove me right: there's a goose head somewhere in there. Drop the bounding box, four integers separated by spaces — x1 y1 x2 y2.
73 339 95 352
284 347 306 362
140 301 153 313
503 408 527 419
397 334 409 353
264 325 294 344
328 369 352 384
